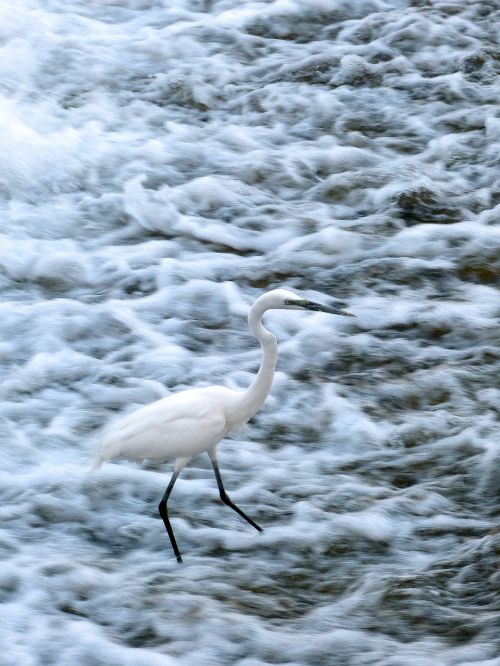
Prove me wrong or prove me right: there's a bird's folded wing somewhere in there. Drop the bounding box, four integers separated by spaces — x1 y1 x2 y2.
97 391 227 462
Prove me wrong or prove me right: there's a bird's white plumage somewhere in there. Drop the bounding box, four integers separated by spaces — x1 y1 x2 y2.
94 386 237 468
92 288 352 474
90 288 352 561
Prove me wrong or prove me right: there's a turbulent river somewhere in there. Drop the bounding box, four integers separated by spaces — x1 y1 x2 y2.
1 1 499 664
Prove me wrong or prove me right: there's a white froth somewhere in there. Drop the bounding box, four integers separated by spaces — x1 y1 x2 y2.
1 0 498 664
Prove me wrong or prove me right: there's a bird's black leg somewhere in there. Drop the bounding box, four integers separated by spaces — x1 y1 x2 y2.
210 455 263 532
158 470 183 563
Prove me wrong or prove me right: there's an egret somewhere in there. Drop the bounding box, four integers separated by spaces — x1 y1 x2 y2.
91 289 353 562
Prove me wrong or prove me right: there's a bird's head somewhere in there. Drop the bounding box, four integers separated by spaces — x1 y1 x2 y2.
264 288 354 317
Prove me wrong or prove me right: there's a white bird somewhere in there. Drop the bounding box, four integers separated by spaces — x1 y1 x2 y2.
91 288 353 562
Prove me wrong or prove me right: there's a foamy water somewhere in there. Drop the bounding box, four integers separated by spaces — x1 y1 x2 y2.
1 0 499 664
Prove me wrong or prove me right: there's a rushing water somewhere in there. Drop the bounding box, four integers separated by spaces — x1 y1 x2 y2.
1 0 499 664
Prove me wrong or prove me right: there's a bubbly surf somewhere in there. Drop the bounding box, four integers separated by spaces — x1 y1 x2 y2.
1 1 499 664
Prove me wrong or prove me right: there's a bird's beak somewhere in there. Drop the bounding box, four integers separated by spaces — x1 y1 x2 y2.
300 299 355 317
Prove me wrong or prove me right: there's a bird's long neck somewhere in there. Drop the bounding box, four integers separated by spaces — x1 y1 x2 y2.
234 301 278 423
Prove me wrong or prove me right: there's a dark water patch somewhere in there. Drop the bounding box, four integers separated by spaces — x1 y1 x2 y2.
377 531 499 643
397 188 462 226
457 261 500 285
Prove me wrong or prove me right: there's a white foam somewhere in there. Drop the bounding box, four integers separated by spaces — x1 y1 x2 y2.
1 0 498 663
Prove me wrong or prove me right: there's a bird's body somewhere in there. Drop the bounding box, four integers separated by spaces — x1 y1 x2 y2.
95 386 236 466
92 288 353 562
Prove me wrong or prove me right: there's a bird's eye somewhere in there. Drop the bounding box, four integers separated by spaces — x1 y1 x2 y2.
284 298 308 308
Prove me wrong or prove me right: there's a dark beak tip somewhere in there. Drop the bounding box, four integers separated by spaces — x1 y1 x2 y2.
326 305 355 317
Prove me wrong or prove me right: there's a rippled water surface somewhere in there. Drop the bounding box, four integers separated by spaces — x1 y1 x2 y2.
1 0 499 664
